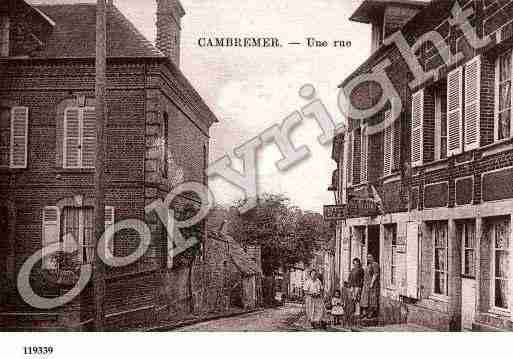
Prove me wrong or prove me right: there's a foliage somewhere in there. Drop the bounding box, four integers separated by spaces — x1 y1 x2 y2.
215 193 333 276
172 202 204 269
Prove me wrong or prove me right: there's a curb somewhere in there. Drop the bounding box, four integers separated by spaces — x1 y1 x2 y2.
147 308 265 332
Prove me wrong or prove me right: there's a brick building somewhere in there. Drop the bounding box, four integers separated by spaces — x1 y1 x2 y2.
327 0 513 331
0 0 218 330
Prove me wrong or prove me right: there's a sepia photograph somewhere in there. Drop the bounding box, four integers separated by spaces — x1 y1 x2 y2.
0 0 512 355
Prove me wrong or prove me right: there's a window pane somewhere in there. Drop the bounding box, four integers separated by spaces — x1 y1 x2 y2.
495 279 509 309
499 111 511 140
435 248 447 271
435 272 446 295
499 82 511 111
464 250 475 276
500 53 511 82
495 250 509 278
83 207 94 263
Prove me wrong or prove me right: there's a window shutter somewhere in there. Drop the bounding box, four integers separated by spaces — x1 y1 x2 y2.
411 90 424 167
347 131 353 186
406 222 420 299
42 206 60 270
9 106 29 169
361 127 368 183
167 212 175 269
384 110 393 176
464 56 481 151
64 108 81 168
82 107 96 168
447 67 463 156
105 206 115 259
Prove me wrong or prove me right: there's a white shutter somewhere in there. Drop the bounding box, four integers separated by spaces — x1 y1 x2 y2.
411 90 424 167
105 206 115 260
82 107 96 168
447 67 463 156
464 56 481 151
406 222 420 299
64 108 81 168
347 131 353 186
384 110 394 176
361 127 368 183
42 206 60 270
9 106 29 169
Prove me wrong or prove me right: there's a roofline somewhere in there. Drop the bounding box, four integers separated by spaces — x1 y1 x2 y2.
350 0 429 24
341 1 441 89
31 5 56 27
4 55 219 125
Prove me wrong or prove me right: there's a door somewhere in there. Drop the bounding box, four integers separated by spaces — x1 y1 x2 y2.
368 225 380 264
461 278 476 330
459 221 477 330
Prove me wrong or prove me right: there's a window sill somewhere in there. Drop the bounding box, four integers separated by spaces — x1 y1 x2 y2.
429 294 449 303
56 168 95 174
0 167 27 174
381 172 401 183
481 138 513 158
489 307 510 317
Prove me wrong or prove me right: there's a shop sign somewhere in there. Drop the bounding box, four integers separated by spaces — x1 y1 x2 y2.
323 200 379 221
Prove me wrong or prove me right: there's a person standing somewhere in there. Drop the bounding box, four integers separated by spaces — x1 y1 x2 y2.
360 254 380 319
348 258 364 317
303 269 325 329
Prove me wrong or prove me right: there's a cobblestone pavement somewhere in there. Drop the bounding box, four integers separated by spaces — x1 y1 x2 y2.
176 303 305 332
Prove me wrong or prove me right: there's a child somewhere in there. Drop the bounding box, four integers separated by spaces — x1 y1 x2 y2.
331 290 345 325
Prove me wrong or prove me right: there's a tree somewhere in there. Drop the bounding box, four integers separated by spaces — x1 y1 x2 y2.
222 193 333 276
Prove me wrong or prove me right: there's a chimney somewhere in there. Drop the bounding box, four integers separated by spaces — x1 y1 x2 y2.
156 0 185 67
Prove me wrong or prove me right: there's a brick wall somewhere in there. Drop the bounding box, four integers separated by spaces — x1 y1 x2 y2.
0 55 216 329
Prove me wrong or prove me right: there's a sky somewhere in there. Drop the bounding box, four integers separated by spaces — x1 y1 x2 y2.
30 0 371 213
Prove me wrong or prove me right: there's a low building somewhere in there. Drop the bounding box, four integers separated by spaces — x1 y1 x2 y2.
327 0 513 331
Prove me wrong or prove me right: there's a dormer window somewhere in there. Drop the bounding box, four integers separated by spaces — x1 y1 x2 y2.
0 15 9 57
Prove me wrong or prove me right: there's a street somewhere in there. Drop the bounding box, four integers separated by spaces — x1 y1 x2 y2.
176 303 304 332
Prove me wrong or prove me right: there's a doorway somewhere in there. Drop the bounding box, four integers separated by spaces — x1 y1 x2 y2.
368 225 380 264
458 220 477 330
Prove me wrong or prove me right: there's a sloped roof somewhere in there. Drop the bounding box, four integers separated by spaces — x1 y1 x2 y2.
350 0 429 24
226 235 262 276
32 4 164 59
209 231 262 276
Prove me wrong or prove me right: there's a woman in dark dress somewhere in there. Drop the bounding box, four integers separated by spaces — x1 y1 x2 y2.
360 254 380 319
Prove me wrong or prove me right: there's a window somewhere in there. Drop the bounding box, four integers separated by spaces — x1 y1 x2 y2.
0 106 29 169
496 51 512 141
491 218 510 310
0 15 9 57
386 224 398 286
434 84 448 160
63 107 96 169
0 107 9 167
361 126 368 183
432 222 449 296
347 131 353 186
161 112 169 178
203 144 208 185
459 221 476 277
383 111 394 176
42 205 114 269
411 90 424 167
62 207 94 264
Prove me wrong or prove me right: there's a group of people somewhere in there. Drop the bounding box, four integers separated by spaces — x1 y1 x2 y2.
303 254 380 329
